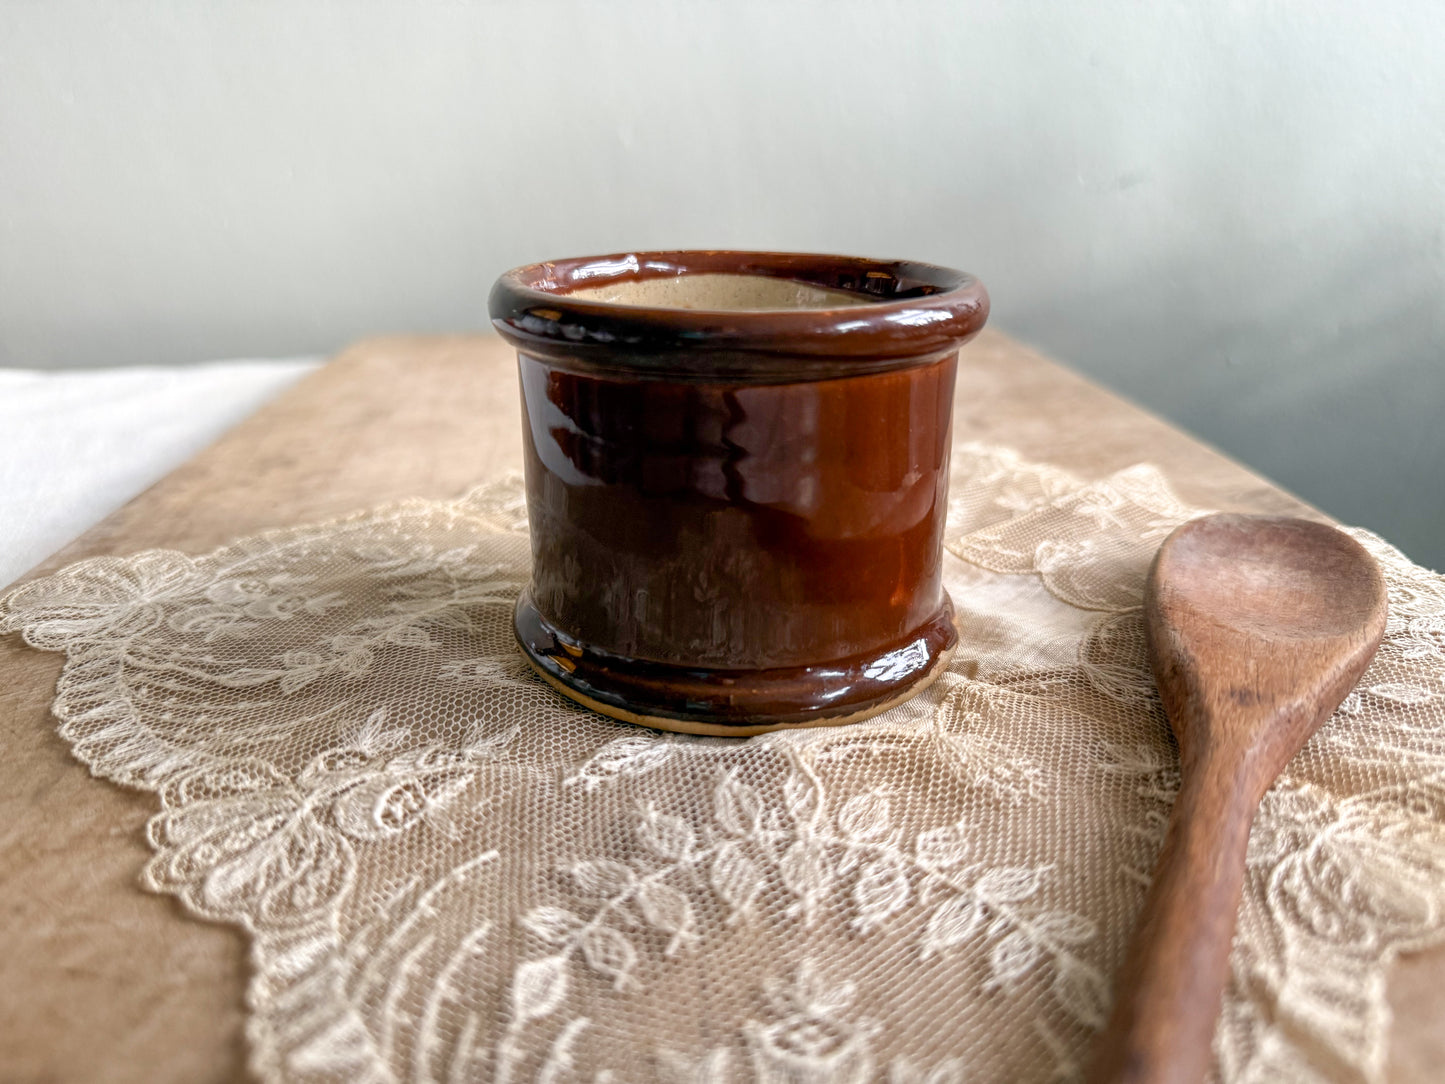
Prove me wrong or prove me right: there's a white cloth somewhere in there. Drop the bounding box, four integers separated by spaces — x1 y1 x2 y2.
0 359 319 588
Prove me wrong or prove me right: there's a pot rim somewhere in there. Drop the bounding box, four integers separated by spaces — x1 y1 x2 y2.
488 249 988 378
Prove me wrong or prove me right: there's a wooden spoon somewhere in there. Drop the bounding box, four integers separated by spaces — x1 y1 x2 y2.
1087 513 1388 1084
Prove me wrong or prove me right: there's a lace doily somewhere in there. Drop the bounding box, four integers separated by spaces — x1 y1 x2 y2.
4 443 1444 1084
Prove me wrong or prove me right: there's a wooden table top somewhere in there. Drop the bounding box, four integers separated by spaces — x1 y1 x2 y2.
1 330 1439 1082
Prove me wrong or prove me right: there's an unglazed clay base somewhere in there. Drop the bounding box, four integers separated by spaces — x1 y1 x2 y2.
514 592 959 736
568 272 879 311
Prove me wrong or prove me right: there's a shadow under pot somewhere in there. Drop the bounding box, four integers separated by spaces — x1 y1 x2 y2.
489 250 989 735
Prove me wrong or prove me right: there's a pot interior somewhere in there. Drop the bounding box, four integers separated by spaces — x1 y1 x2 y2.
567 272 881 311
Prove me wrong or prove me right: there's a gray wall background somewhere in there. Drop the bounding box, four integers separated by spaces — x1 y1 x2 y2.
2 1 1442 567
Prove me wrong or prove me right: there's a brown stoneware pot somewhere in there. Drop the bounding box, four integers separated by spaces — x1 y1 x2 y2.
489 251 988 734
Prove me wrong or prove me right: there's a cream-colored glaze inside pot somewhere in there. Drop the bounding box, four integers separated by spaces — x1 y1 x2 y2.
567 272 879 311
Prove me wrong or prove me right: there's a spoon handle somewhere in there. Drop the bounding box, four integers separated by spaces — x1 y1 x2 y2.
1087 751 1256 1084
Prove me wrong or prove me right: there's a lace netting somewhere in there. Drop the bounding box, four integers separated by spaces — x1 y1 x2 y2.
3 443 1443 1084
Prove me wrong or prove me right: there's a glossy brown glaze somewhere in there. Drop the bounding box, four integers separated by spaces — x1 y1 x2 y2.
489 251 989 731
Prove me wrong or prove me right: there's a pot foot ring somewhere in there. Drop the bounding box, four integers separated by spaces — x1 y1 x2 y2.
514 594 958 736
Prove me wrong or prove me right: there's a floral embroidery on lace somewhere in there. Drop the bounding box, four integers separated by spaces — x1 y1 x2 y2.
4 452 1444 1082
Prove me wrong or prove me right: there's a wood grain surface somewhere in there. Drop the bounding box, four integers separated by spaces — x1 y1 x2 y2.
1 330 1440 1082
